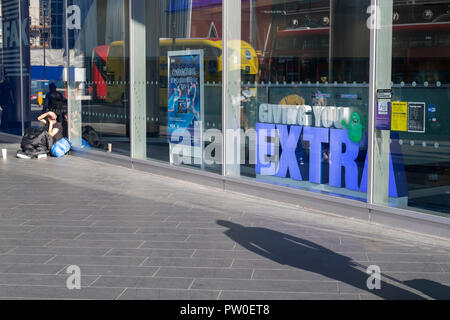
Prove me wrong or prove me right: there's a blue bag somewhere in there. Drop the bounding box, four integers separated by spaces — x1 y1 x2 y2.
51 138 72 158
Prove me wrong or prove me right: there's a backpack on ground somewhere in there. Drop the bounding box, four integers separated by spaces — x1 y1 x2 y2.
51 138 72 158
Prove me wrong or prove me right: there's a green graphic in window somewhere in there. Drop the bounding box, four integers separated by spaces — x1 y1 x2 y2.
342 112 365 143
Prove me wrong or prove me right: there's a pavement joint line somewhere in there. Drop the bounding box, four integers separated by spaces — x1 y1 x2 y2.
55 264 70 275
88 220 98 227
438 263 447 273
137 241 146 249
216 290 222 300
73 233 85 240
88 275 102 288
0 283 98 289
43 240 55 247
82 215 93 222
250 269 255 280
187 278 196 290
184 235 192 243
138 256 150 267
190 249 197 258
4 247 18 255
115 288 128 300
152 266 162 277
101 248 115 257
19 220 31 226
0 262 252 270
43 255 58 265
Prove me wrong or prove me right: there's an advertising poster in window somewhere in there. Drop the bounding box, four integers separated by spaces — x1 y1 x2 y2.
167 50 204 167
391 101 408 132
407 102 426 133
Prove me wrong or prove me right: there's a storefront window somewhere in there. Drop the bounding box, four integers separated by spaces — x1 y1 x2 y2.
374 0 450 217
0 0 31 136
68 0 130 156
135 0 223 174
224 0 371 202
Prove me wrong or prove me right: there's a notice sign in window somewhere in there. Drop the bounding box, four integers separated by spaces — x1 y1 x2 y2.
407 102 426 133
391 102 408 132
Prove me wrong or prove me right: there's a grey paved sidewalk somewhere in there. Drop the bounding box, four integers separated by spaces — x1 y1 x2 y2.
0 139 450 300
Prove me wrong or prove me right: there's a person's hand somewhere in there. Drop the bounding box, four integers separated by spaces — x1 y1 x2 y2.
48 112 57 120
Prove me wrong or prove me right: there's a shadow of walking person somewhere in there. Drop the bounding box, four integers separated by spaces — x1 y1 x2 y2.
217 220 426 300
404 279 450 300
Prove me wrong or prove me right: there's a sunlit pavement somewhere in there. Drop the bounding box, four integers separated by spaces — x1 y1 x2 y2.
0 137 450 300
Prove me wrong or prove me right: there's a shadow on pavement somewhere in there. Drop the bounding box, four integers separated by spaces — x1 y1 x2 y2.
217 220 432 300
404 279 450 300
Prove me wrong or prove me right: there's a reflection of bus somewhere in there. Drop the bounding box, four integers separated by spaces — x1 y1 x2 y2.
92 45 109 101
268 27 330 84
92 41 128 104
268 22 450 84
158 38 258 102
91 38 259 104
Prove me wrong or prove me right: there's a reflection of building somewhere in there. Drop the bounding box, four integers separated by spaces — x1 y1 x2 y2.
30 0 51 48
49 0 75 49
0 3 2 49
50 0 65 48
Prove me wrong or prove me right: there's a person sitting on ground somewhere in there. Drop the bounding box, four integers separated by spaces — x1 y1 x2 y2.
38 111 64 143
17 111 72 159
16 112 57 159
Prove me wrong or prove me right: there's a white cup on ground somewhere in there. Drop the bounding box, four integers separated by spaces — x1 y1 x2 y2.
107 144 112 153
1 149 7 159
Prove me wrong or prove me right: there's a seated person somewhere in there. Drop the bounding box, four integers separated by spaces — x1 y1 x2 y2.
38 111 64 143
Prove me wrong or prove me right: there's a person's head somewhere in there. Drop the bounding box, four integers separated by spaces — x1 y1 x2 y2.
49 83 57 93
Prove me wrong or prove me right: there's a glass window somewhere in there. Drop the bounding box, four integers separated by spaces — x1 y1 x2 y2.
0 0 32 135
68 0 130 156
375 0 450 217
140 0 223 174
224 0 371 202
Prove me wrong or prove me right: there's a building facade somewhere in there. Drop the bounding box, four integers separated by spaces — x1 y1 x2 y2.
1 0 450 237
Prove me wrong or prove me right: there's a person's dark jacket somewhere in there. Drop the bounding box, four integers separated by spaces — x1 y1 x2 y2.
43 91 64 114
20 126 54 157
82 125 105 149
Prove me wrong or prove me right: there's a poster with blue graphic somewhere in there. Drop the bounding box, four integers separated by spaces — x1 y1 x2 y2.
168 50 204 166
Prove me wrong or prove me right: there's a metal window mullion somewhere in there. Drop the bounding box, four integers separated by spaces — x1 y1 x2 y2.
18 1 24 136
64 0 71 141
221 0 228 177
367 0 378 205
129 0 135 159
